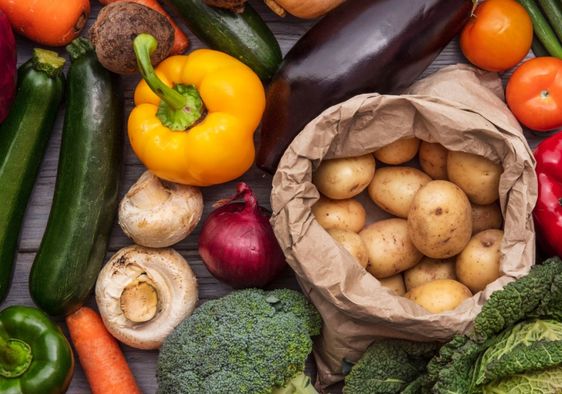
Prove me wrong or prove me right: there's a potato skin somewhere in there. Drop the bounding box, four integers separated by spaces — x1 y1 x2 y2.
456 229 503 293
379 274 406 296
312 197 366 232
405 279 472 313
368 167 431 218
360 218 423 279
374 138 420 165
328 229 369 268
404 257 456 291
90 2 174 74
407 180 472 259
419 142 448 180
447 151 502 205
471 203 502 234
313 154 376 199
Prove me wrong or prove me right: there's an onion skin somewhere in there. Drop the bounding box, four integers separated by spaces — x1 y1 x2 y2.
198 183 287 288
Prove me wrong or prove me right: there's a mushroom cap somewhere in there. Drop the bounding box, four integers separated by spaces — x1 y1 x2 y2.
95 245 198 349
119 171 204 248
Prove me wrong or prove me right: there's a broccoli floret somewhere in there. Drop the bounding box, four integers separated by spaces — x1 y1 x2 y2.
343 340 439 394
157 289 321 394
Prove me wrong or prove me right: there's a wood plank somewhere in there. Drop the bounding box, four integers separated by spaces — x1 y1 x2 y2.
3 1 543 393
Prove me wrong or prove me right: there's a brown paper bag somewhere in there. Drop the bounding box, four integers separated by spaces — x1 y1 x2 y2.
270 64 537 388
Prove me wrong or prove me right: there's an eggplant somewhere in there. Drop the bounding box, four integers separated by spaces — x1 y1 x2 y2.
0 9 16 124
257 0 472 173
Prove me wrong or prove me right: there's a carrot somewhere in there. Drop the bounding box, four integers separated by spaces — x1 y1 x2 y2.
0 0 90 46
66 307 142 394
98 0 189 54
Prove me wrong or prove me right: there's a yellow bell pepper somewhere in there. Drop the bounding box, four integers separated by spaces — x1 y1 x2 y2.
128 34 266 186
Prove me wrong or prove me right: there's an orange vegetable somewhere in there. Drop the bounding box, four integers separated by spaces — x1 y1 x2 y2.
506 57 562 131
66 307 142 394
460 0 532 72
98 0 189 54
0 0 90 46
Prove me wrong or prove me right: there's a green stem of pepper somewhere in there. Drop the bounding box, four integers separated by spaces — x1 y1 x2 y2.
0 333 33 378
133 33 205 131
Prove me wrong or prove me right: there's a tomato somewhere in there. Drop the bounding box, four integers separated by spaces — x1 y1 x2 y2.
460 0 532 72
506 57 562 132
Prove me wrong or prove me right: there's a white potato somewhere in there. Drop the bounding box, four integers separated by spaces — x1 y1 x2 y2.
408 180 472 259
328 229 369 268
419 142 448 180
379 274 406 296
404 257 456 291
405 279 472 313
313 154 376 199
312 196 366 232
368 167 431 218
471 203 502 235
360 218 423 279
374 138 420 165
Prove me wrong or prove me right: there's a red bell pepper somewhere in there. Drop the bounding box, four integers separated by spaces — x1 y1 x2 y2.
534 132 562 257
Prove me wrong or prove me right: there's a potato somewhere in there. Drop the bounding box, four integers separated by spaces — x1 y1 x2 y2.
328 229 369 268
419 142 448 180
90 2 174 74
447 151 502 205
312 196 366 232
379 274 406 296
407 180 472 259
471 203 502 234
368 167 431 218
456 229 503 293
404 257 456 291
360 218 422 278
374 138 420 165
313 154 376 199
405 279 472 313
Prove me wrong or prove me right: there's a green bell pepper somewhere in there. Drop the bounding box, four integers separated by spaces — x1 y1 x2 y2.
0 306 74 393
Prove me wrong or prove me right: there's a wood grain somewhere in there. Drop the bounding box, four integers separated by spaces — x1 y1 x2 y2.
3 1 541 393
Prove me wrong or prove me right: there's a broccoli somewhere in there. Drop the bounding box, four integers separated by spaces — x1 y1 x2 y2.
343 339 439 394
157 288 321 394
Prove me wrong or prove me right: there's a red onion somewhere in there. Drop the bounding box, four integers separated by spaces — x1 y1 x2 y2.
198 182 287 288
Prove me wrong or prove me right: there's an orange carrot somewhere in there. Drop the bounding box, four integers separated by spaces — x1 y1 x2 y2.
98 0 189 54
66 307 142 394
0 0 90 46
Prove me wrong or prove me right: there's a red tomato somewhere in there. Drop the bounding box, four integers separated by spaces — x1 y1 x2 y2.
460 0 533 72
506 57 562 132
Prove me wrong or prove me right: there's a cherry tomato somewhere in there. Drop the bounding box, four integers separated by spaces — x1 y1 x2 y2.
506 57 562 132
460 0 533 72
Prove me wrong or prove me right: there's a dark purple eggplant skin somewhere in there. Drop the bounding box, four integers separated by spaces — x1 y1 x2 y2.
0 9 16 124
257 0 472 173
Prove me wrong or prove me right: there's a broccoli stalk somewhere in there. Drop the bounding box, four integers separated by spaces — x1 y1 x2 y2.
272 372 318 394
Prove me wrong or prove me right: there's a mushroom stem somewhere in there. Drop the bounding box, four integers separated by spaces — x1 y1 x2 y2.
120 275 159 323
128 172 170 210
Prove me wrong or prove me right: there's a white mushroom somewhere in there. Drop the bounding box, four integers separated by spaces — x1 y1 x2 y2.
95 245 198 349
118 171 204 248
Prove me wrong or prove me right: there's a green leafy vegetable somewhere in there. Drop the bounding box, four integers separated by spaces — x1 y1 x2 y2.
157 288 321 394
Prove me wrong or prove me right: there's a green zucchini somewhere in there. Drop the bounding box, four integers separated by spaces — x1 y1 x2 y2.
518 0 562 58
29 38 122 316
166 0 282 80
0 49 65 302
538 0 562 43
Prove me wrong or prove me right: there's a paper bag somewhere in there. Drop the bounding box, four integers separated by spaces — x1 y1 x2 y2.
270 65 537 388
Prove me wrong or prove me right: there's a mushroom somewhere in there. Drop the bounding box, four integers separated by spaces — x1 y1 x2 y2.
119 171 204 248
95 245 198 349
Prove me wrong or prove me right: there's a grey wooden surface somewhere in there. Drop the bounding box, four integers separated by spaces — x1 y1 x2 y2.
4 1 541 393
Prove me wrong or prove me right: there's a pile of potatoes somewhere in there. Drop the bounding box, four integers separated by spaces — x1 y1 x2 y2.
312 138 504 314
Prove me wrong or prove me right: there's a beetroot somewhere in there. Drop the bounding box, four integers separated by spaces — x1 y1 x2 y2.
0 9 16 123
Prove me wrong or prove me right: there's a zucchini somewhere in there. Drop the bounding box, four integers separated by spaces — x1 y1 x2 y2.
518 0 562 58
538 0 562 43
166 0 281 80
0 49 65 302
29 38 122 316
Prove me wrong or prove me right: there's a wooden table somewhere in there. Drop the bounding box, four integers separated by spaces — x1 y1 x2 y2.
4 2 537 393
